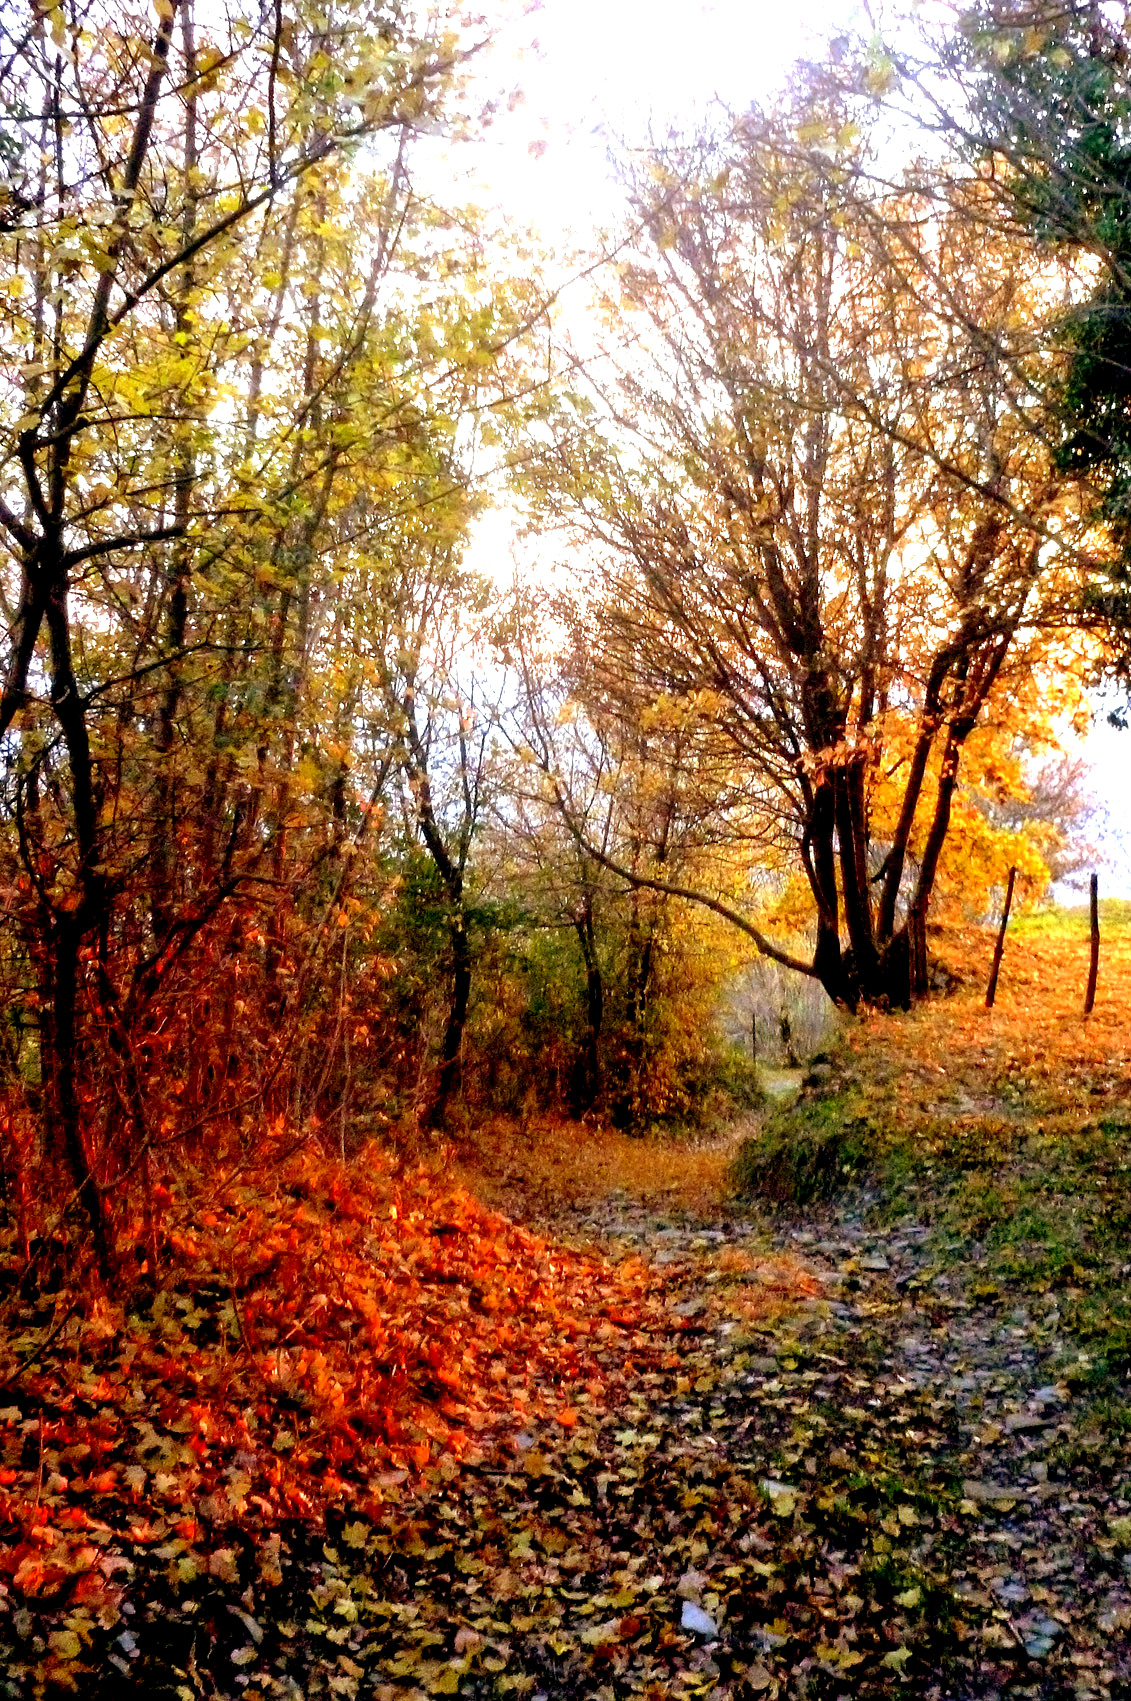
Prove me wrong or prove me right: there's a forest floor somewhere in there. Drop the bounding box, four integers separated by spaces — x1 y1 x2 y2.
3 907 1131 1699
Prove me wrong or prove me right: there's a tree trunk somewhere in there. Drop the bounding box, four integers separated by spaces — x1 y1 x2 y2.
42 564 114 1272
908 905 929 999
617 886 658 1123
151 0 199 938
834 760 878 992
804 777 851 1006
570 894 603 1117
878 925 914 1010
47 919 112 1277
424 914 472 1129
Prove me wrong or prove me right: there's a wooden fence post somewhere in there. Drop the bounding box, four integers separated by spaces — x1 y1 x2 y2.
1085 872 1100 1016
985 865 1017 1009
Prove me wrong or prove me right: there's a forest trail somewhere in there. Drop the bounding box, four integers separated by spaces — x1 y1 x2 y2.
4 915 1131 1699
199 1039 1128 1701
514 1179 1131 1699
425 913 1131 1699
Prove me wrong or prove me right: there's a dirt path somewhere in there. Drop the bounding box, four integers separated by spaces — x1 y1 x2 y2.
253 989 1131 1701
28 1131 1130 1701
552 1177 1131 1698
132 1162 1122 1701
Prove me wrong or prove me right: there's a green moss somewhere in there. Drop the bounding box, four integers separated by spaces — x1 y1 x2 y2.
730 1088 880 1205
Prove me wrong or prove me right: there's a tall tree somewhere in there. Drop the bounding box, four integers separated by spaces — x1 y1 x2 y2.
848 1 1131 681
519 108 1086 1008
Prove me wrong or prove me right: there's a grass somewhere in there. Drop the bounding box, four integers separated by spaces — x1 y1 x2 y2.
730 1087 878 1205
1012 894 1131 938
730 908 1131 1389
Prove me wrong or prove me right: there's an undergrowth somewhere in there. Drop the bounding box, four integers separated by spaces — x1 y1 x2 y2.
735 910 1131 1414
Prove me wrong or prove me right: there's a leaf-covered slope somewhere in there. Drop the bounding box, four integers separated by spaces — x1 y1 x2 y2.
0 1140 676 1680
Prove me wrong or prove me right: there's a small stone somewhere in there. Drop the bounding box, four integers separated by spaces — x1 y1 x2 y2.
680 1601 718 1637
859 1252 890 1272
962 1480 1019 1504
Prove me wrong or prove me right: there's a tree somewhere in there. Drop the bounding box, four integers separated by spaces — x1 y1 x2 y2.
0 0 513 1265
499 598 760 1123
494 699 616 1117
846 1 1131 680
975 747 1103 886
517 105 1087 1009
368 544 499 1129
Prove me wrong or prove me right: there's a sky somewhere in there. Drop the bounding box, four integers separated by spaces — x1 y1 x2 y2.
1076 700 1131 900
453 0 1131 898
460 0 859 240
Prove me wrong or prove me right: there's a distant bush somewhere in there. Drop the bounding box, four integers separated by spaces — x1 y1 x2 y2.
654 1046 764 1135
1013 898 1131 938
700 1047 765 1112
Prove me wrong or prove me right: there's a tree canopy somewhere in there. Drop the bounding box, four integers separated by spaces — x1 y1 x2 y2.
513 106 1091 1007
0 0 1117 1269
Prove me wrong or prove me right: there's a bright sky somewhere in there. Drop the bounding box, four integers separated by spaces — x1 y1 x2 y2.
1077 699 1131 900
460 0 859 241
454 0 1131 897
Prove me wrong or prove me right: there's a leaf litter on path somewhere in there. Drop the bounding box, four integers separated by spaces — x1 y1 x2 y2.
4 916 1131 1696
7 1173 1127 1701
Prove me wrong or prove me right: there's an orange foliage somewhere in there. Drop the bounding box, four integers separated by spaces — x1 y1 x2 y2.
0 1139 672 1597
850 914 1131 1113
